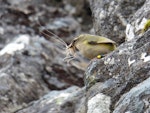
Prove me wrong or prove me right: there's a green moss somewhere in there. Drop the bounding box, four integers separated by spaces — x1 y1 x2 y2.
142 19 150 33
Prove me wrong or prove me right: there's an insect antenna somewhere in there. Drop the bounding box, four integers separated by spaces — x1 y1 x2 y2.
37 20 68 49
36 20 75 62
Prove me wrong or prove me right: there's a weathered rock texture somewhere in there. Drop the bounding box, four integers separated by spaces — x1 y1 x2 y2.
85 0 150 113
89 0 146 44
0 0 90 112
0 34 86 113
0 0 150 113
0 36 49 113
85 29 150 113
16 86 83 113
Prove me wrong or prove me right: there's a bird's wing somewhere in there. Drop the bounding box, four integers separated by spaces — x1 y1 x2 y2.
87 36 116 45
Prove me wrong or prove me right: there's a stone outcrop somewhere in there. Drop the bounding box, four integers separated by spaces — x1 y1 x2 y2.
0 0 149 113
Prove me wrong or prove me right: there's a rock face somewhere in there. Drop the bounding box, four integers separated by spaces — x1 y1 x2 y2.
16 86 82 113
85 29 150 113
0 36 49 113
0 34 87 113
0 0 150 113
113 77 150 113
0 0 88 113
85 0 150 113
88 0 146 44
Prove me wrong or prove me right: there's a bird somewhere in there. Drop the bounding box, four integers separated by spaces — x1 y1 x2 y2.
65 34 116 60
38 20 116 61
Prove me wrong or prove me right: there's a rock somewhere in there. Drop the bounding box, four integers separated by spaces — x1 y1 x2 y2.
40 16 81 43
84 29 150 113
0 0 89 113
88 0 146 44
0 34 30 55
84 0 150 112
113 77 150 113
87 93 111 113
0 34 85 113
16 86 83 113
126 0 150 41
0 36 49 113
0 0 150 113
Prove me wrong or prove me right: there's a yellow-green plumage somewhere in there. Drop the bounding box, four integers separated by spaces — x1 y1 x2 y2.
68 34 116 59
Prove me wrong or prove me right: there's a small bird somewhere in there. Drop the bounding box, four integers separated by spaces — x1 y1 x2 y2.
66 34 116 60
40 27 116 61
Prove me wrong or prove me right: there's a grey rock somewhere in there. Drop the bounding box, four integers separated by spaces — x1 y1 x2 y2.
0 34 85 113
113 77 150 113
84 0 150 112
87 93 111 113
85 29 150 113
126 0 150 41
0 1 88 112
88 0 146 44
16 86 83 113
0 0 150 113
0 35 49 113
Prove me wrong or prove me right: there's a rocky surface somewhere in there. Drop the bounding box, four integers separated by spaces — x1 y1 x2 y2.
0 0 150 113
0 36 49 113
85 29 150 113
85 0 150 113
0 0 90 113
88 0 146 44
16 86 82 113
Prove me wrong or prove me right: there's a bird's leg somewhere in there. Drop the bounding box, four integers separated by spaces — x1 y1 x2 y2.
64 52 78 64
